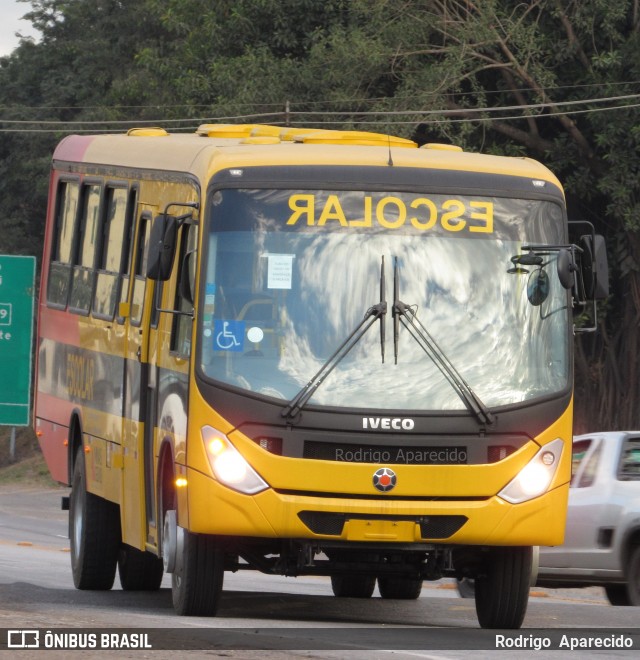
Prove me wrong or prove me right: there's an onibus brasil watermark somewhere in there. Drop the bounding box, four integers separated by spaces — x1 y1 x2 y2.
4 628 637 651
7 630 151 650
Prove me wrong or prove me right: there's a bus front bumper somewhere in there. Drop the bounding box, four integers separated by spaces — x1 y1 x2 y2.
185 468 568 547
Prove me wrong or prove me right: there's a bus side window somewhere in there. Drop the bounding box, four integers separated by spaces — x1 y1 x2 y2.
129 211 152 326
171 222 198 356
47 179 79 308
116 186 138 324
93 185 130 319
69 182 101 315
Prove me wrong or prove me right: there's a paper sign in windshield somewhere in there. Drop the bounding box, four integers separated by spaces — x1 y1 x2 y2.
267 254 294 289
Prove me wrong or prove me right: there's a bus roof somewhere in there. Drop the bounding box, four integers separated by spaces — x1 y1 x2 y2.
52 124 563 191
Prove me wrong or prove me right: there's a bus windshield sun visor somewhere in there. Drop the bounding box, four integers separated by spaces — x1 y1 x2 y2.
392 257 495 427
281 256 388 421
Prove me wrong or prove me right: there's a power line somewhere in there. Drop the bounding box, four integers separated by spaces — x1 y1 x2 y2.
1 99 639 134
1 92 640 130
0 112 284 125
0 89 640 133
2 81 640 114
285 93 640 117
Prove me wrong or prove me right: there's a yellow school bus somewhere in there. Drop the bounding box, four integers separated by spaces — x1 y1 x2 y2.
34 124 607 628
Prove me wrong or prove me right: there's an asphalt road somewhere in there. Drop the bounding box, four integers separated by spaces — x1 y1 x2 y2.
0 486 638 659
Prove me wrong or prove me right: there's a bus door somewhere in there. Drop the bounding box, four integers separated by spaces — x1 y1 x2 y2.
150 217 199 535
120 205 158 550
121 201 199 552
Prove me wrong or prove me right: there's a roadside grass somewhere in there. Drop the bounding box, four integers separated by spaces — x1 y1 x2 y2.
0 452 60 488
0 426 61 488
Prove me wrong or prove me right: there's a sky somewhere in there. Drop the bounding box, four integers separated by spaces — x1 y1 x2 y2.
0 0 39 56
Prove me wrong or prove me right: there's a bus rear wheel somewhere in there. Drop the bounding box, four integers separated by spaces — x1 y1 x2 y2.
330 574 376 598
118 545 164 591
377 576 423 599
69 446 120 590
474 546 531 629
169 517 224 616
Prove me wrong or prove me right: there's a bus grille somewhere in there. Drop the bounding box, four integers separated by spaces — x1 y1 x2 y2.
297 511 467 539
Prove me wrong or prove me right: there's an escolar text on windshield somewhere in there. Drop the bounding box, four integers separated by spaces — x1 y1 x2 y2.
287 193 494 233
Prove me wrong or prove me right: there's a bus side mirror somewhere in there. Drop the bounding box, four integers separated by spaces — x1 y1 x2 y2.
557 249 576 290
179 250 197 305
580 234 609 301
147 214 177 281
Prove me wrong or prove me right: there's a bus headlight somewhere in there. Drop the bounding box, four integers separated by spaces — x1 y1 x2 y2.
498 438 564 504
202 425 268 494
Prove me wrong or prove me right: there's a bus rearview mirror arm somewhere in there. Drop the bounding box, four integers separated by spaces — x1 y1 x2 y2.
512 225 609 334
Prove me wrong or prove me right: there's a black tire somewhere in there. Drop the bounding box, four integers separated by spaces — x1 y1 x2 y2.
604 584 630 606
69 446 120 590
377 576 423 599
474 546 532 629
604 546 640 606
172 528 224 616
624 545 640 606
330 574 376 598
118 544 164 591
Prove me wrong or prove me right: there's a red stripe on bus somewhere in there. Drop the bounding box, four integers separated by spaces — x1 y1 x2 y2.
35 392 75 425
37 307 80 343
53 135 95 162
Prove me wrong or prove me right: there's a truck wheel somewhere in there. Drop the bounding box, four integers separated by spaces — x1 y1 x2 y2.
331 575 376 598
118 544 164 591
377 576 422 599
474 546 531 629
70 446 120 590
171 524 225 616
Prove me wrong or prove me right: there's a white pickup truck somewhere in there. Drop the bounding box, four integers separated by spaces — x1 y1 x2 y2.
536 431 640 605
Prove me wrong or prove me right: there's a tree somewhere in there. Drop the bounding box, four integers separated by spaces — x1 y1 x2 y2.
377 0 640 431
2 0 640 429
0 0 168 258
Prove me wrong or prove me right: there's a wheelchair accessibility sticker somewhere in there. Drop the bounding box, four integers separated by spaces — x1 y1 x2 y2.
214 320 245 351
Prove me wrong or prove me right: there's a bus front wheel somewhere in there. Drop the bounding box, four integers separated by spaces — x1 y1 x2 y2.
167 512 224 616
69 446 120 590
474 546 531 629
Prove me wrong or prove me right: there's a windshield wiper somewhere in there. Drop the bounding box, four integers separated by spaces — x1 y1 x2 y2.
379 255 387 363
392 257 494 426
282 257 388 421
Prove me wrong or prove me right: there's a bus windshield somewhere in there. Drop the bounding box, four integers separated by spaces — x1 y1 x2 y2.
198 188 569 412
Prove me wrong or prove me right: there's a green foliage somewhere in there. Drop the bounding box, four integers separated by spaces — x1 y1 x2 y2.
2 0 640 428
0 0 169 261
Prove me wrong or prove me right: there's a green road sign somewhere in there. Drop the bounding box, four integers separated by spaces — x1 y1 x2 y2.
0 255 36 426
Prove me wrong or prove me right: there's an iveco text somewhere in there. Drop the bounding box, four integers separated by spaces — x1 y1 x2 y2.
362 417 415 430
